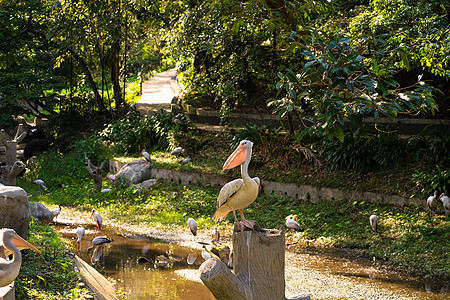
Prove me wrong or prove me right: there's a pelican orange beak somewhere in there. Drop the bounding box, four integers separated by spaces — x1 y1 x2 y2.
438 193 444 200
11 234 41 254
223 144 248 170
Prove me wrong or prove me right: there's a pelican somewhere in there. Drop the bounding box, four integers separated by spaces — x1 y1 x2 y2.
427 191 444 217
76 227 85 252
202 245 211 260
86 236 113 254
141 149 151 163
91 209 103 230
440 194 450 218
33 179 46 190
212 140 260 231
52 205 62 222
0 229 41 287
171 147 185 157
286 215 302 232
369 214 378 233
187 218 197 236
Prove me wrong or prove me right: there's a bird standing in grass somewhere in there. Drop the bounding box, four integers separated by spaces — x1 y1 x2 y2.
0 229 41 288
286 215 302 232
440 193 450 218
91 209 103 231
33 179 46 190
369 214 378 233
187 218 197 236
52 205 62 223
427 191 443 217
171 147 185 157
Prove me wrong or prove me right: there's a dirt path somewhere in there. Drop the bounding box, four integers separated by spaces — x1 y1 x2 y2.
56 207 444 300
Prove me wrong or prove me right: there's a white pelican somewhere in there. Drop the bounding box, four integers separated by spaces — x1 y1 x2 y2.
171 147 185 157
187 218 197 236
76 227 85 252
91 209 103 230
369 214 378 233
427 191 443 217
212 140 260 231
0 229 41 287
33 179 46 190
52 205 62 222
201 245 211 260
286 215 302 232
141 149 151 163
440 194 450 218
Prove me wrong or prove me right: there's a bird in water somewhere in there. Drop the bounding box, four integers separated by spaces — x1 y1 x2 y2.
286 215 302 232
141 149 151 164
369 214 378 233
427 191 443 217
52 205 62 223
0 229 41 287
213 140 260 231
86 236 113 254
91 209 103 231
187 218 197 236
76 227 85 253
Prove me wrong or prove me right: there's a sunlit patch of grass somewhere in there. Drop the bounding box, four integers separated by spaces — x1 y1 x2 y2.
15 222 91 299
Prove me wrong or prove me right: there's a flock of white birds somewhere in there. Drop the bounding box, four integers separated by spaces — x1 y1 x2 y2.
1 139 449 288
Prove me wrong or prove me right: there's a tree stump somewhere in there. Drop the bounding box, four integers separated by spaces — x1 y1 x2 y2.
85 153 104 191
200 227 310 300
0 125 27 186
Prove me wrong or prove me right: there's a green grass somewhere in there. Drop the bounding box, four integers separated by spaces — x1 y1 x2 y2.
14 222 91 299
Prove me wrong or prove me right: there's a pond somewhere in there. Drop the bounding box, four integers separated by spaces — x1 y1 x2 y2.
56 224 448 300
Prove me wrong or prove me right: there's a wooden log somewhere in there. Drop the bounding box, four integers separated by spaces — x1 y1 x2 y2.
200 258 247 300
233 228 286 300
74 255 118 300
200 227 311 300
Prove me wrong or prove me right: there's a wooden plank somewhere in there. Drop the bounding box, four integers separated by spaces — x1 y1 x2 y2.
74 255 118 300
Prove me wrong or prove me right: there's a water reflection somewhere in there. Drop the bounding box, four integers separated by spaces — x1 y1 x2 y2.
58 225 215 300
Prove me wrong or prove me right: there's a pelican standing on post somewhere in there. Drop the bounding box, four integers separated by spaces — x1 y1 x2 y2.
91 209 103 231
0 229 41 287
212 140 260 231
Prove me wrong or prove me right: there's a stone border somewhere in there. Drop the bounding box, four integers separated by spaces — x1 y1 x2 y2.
109 160 432 212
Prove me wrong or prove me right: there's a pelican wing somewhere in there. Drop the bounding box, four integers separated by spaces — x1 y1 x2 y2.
217 178 244 208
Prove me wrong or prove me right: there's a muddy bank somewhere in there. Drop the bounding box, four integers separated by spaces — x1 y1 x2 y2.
56 207 448 300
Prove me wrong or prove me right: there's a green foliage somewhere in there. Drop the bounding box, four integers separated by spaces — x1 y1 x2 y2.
408 128 450 167
15 222 90 299
99 111 196 155
322 130 408 172
412 166 449 195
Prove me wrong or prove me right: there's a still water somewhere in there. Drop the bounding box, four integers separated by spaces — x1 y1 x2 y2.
56 224 448 300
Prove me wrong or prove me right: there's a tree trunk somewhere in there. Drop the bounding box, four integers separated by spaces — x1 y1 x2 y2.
69 50 105 112
0 125 27 186
110 42 123 110
200 228 310 300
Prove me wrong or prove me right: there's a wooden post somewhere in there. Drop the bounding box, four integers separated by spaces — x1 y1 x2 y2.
0 125 27 186
84 152 104 191
200 227 310 300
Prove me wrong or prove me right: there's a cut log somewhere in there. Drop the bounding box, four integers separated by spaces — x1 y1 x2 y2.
0 125 27 186
200 227 310 300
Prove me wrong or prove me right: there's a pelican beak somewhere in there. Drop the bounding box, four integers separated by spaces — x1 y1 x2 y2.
11 234 41 253
223 144 247 170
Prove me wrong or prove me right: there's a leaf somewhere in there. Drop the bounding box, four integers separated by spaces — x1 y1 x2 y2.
396 48 410 71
